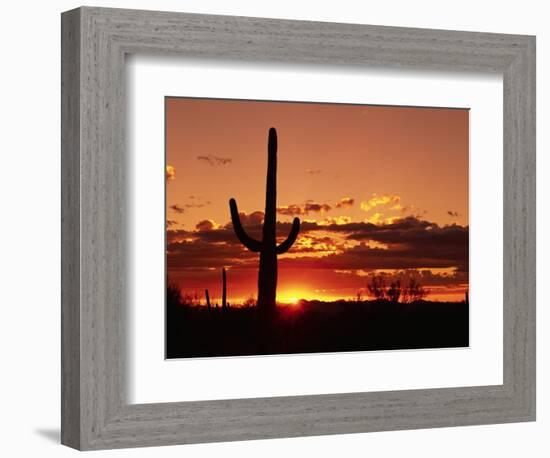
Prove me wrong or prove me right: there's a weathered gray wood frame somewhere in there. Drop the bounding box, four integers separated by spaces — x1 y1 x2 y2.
61 6 536 451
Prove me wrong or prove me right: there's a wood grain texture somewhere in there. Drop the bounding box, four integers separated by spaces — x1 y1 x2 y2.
61 6 536 450
60 7 81 449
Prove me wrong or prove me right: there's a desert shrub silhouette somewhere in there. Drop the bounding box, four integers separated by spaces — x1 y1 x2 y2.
366 274 428 304
366 275 387 300
401 277 428 303
166 283 182 308
386 281 402 303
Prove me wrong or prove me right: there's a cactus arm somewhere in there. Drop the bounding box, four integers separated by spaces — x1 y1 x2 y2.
276 217 301 254
229 198 262 252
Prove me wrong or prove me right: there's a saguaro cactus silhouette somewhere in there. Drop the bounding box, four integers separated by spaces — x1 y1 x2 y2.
229 128 301 310
205 289 211 310
222 267 227 310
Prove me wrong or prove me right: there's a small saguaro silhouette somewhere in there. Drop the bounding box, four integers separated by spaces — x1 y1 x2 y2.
222 267 227 310
205 289 211 310
229 128 301 310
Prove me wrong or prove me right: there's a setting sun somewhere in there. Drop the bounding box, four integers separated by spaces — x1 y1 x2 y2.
277 292 302 305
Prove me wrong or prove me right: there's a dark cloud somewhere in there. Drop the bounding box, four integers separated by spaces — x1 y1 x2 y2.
167 214 468 279
186 202 210 209
293 216 469 272
167 239 255 270
197 155 232 166
173 196 211 209
170 204 185 214
306 202 332 213
279 241 466 272
226 211 264 227
277 204 305 216
277 198 353 216
277 202 332 216
332 268 468 289
195 220 217 231
335 197 355 209
344 218 467 256
221 211 270 243
193 228 239 244
166 228 191 242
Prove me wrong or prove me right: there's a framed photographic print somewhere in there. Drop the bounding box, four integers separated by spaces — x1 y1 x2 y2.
61 6 536 450
164 97 470 359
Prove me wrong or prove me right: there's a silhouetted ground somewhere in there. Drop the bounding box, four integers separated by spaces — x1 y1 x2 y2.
166 298 469 359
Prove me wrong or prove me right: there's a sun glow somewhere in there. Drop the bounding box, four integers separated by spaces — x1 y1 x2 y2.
277 290 307 305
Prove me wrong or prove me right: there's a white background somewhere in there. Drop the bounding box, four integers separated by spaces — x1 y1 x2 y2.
0 1 546 457
128 58 503 403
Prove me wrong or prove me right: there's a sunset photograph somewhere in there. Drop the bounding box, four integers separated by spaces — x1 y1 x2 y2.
165 97 469 358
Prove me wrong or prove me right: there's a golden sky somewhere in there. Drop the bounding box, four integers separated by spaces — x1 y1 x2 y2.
166 97 469 303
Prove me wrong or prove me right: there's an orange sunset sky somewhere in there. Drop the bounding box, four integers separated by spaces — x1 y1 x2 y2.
166 97 469 303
